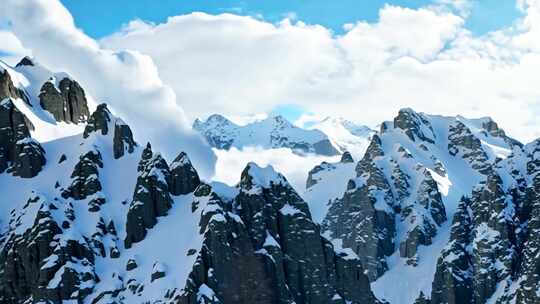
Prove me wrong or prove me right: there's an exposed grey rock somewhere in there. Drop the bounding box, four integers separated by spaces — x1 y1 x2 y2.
431 198 474 304
340 151 354 163
124 143 173 248
62 149 103 200
15 56 35 68
393 108 435 143
323 135 395 281
0 98 46 178
514 173 540 303
0 69 28 103
177 164 379 304
400 170 446 262
83 103 111 138
151 262 166 282
448 121 490 174
39 77 89 123
126 259 138 271
0 193 98 303
169 151 201 195
113 118 136 159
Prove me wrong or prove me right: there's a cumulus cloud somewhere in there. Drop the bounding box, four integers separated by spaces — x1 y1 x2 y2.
0 30 30 64
0 0 216 177
100 2 540 142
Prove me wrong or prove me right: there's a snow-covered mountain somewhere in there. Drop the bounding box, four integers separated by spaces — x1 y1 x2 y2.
193 114 341 156
2 56 540 304
0 58 378 304
303 108 539 303
194 114 375 159
308 116 375 159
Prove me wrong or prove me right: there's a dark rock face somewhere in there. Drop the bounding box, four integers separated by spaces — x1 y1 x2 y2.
399 171 446 263
469 173 517 304
113 119 136 159
340 151 354 163
448 121 491 174
431 198 474 304
38 77 90 123
0 98 46 178
393 108 435 143
481 118 522 148
177 165 379 304
83 103 111 138
169 151 201 195
323 135 396 280
84 103 137 160
515 174 540 303
124 143 173 248
0 69 28 103
61 149 107 212
0 193 98 303
15 56 35 67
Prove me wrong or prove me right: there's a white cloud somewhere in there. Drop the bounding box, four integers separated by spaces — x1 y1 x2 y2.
0 30 30 64
213 147 339 192
99 3 540 142
0 0 216 177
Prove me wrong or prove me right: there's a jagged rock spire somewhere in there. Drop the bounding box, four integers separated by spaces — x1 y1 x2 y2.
124 143 173 248
169 151 200 195
113 118 136 159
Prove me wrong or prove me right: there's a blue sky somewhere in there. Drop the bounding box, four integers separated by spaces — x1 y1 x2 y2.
62 0 522 39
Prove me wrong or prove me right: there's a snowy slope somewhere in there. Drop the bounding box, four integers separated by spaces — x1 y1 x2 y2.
0 57 94 142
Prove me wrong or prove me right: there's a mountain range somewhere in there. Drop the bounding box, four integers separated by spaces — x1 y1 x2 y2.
1 57 540 304
193 113 374 158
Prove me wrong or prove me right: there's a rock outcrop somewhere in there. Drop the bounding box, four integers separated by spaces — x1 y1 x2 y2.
0 69 28 102
177 163 379 304
0 98 45 178
0 193 98 303
113 119 136 159
124 143 173 248
39 77 90 124
169 151 201 195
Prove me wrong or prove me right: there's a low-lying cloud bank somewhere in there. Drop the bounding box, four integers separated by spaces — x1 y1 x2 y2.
213 147 339 192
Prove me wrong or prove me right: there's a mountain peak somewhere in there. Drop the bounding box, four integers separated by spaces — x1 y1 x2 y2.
240 162 286 189
15 56 35 68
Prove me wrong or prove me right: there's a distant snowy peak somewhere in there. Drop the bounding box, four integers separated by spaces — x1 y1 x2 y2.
193 113 340 156
309 116 375 158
